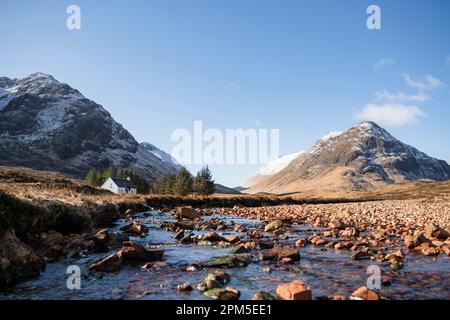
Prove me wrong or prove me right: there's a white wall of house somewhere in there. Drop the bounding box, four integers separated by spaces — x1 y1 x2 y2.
100 177 137 194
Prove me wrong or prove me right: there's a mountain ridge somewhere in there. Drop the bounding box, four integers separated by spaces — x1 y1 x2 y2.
0 72 181 182
244 121 450 194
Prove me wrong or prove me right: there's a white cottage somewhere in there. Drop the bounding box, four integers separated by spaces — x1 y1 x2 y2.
101 177 137 195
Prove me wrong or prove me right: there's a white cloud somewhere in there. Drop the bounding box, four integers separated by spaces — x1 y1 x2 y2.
403 73 444 90
374 58 395 68
353 103 425 127
374 89 429 103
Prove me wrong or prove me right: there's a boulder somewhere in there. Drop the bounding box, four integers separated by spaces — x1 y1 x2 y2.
276 280 312 300
89 241 164 273
259 247 300 262
0 230 46 288
118 241 164 262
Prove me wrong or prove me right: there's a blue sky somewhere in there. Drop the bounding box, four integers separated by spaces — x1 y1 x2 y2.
1 0 449 187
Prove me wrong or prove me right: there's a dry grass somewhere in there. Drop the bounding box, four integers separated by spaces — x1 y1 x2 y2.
1 166 449 209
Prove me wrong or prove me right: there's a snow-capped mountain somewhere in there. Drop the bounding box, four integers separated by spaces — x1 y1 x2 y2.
244 121 450 194
0 72 181 181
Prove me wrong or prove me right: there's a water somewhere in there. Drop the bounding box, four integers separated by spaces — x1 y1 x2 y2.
1 210 449 300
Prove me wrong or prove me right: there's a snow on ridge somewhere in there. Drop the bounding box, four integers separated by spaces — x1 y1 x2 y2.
0 87 15 111
141 142 181 167
308 131 342 154
256 151 304 176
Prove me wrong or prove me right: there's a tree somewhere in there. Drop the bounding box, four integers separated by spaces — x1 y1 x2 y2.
102 167 115 180
173 168 193 196
85 169 102 186
151 176 166 194
163 174 176 195
194 165 215 196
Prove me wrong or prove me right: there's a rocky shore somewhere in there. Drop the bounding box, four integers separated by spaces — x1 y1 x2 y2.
217 200 450 260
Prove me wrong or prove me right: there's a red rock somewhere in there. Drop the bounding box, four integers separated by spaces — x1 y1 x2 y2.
425 223 450 240
351 286 380 300
227 235 240 244
295 238 308 247
404 232 427 249
176 206 202 220
259 247 300 261
276 280 312 300
202 232 227 243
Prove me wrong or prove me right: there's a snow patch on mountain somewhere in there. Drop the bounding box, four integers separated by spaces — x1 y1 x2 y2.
308 131 342 154
256 151 304 176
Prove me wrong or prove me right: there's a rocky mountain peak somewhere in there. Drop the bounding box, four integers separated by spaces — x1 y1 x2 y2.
0 72 181 182
244 121 450 194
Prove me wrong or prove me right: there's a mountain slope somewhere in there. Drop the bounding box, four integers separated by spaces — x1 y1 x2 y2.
245 121 450 194
0 73 181 182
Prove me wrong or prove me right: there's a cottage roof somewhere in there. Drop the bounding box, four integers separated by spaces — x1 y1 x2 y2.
110 177 135 189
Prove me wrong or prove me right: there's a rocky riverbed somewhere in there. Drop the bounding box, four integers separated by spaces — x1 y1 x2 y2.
0 201 449 300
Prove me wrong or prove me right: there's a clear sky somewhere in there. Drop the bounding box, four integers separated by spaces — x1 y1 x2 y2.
1 0 449 187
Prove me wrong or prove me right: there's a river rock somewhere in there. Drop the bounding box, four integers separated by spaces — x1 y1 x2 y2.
120 221 148 235
404 232 427 249
276 280 312 300
259 247 300 262
0 230 45 289
351 286 380 300
202 255 249 268
251 291 276 300
176 207 202 220
264 220 283 232
425 223 450 240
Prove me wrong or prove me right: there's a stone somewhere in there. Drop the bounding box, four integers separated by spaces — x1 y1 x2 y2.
352 250 371 261
0 230 45 289
254 241 274 250
203 288 240 300
404 232 427 249
118 241 164 262
177 282 193 292
175 230 185 240
89 242 164 273
425 223 450 240
339 227 359 238
351 286 380 300
230 244 250 254
329 220 345 230
227 235 240 244
202 255 249 268
264 220 283 232
251 291 276 300
120 221 148 235
295 238 308 247
259 247 300 262
202 232 227 243
176 206 202 220
276 280 312 300
89 253 123 273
